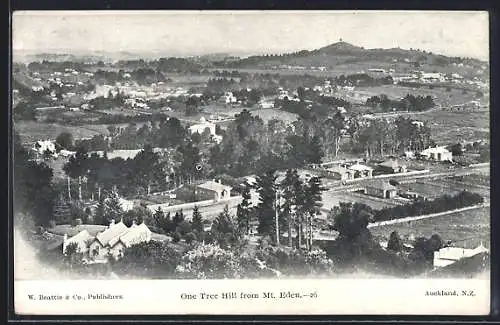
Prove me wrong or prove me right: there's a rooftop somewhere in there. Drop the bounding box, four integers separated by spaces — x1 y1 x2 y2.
365 179 397 191
348 163 373 171
95 221 129 247
198 180 232 193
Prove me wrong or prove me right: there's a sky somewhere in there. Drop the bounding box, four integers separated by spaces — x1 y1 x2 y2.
12 11 489 60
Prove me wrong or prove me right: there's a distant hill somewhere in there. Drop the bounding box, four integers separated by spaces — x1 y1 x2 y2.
213 41 487 71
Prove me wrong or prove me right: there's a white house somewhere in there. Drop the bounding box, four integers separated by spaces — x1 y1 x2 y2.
348 163 373 178
219 91 237 104
188 117 217 137
197 180 232 202
107 221 152 260
88 220 129 260
433 244 489 268
420 146 453 162
62 230 93 255
33 140 57 156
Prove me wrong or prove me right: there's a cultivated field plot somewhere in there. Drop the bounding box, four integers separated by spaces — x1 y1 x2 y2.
450 174 490 187
398 181 462 199
416 110 489 144
14 121 109 144
359 84 485 106
321 190 399 211
169 74 211 86
370 206 490 249
250 108 299 124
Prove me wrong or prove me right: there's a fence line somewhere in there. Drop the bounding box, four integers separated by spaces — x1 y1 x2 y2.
367 203 489 228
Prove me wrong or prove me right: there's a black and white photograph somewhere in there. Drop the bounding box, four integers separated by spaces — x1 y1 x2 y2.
12 10 490 315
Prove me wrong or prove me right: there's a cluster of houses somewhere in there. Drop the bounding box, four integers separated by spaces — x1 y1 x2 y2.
62 219 153 262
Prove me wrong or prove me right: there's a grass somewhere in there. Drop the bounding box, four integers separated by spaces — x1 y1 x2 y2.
250 108 299 124
370 206 490 249
398 181 462 199
358 84 486 106
14 121 110 144
415 110 489 145
321 190 398 211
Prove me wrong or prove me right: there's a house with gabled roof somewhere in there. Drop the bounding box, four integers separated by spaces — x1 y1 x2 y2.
377 159 408 174
365 180 398 199
197 179 232 202
62 230 93 255
108 222 152 259
88 219 128 260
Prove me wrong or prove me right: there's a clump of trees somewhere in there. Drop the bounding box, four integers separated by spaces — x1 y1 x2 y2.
366 94 435 112
373 190 484 222
13 132 55 228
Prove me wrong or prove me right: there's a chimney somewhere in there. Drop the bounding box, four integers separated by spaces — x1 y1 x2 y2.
218 179 221 184
213 179 216 183
110 219 115 227
63 234 68 242
132 220 137 228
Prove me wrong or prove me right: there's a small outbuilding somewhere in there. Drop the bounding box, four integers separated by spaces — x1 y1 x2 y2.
378 159 408 174
197 179 232 202
365 180 398 199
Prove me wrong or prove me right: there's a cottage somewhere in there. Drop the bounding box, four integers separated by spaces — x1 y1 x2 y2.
108 222 152 259
218 91 237 104
327 166 355 181
420 147 453 162
433 244 489 268
188 117 217 137
377 159 408 174
88 220 129 260
365 180 398 199
62 230 93 255
197 180 232 202
348 163 373 178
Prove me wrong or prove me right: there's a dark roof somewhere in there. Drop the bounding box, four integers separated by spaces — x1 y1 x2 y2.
365 179 397 191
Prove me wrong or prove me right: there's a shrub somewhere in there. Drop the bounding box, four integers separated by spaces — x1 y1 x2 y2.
113 241 182 278
175 243 242 279
184 232 196 244
172 232 181 243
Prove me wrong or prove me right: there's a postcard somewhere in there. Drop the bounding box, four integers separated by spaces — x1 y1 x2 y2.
12 10 490 316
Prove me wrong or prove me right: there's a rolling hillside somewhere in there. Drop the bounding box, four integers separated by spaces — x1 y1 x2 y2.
213 41 487 72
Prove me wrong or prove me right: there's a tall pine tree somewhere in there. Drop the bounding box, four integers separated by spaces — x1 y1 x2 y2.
236 185 252 235
191 205 203 233
255 169 277 238
303 176 324 250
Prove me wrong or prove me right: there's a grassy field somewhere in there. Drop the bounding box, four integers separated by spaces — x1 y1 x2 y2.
358 84 485 106
321 190 399 211
398 181 462 199
250 108 299 124
370 206 490 249
415 110 489 145
15 121 110 144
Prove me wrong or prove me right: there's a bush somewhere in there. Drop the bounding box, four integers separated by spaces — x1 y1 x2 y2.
373 190 483 222
175 243 242 279
172 232 181 243
113 241 182 278
184 232 196 244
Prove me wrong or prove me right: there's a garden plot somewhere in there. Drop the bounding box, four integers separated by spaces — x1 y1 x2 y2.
398 181 462 199
370 206 490 249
